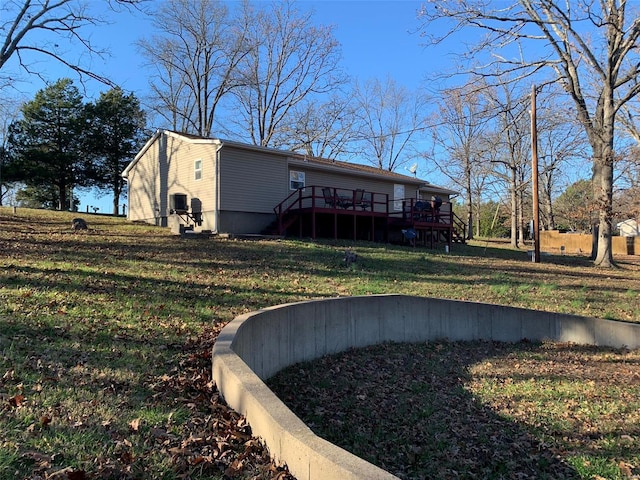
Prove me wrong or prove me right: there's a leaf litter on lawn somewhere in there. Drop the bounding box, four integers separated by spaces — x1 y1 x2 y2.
3 208 640 480
0 209 294 480
268 340 640 480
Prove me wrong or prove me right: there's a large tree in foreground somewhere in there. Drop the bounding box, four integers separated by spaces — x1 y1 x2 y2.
419 0 640 267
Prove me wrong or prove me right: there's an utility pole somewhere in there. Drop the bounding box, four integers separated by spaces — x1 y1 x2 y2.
531 85 541 263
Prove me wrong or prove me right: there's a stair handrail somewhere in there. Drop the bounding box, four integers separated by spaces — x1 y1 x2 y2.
273 187 305 217
452 211 467 241
273 187 311 235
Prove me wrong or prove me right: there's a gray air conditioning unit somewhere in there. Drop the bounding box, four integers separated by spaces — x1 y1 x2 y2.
170 193 188 214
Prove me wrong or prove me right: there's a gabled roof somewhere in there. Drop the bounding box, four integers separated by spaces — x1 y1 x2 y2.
122 129 457 195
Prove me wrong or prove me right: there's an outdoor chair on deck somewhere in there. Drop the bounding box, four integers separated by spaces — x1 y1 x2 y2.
322 187 337 208
360 191 372 210
341 189 365 209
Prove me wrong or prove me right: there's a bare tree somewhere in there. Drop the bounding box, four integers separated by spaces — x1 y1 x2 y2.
536 92 589 230
282 94 360 160
353 76 427 171
432 82 492 239
1 0 142 90
229 0 346 148
418 0 640 267
484 82 531 248
139 0 251 137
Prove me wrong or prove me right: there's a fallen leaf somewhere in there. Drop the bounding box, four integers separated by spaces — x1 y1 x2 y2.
618 461 633 476
129 417 141 431
21 451 51 468
168 447 193 456
120 451 134 464
8 394 25 408
224 458 243 477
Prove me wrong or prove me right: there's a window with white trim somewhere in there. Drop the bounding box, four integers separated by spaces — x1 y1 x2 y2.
289 170 305 190
393 184 404 211
194 159 202 181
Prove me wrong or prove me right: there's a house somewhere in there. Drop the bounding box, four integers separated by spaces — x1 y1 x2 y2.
617 219 639 237
122 129 461 245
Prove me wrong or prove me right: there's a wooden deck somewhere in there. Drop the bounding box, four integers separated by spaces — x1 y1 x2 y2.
272 186 465 248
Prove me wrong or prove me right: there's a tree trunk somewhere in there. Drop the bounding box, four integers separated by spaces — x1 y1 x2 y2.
517 190 525 247
593 152 615 267
510 167 518 248
474 200 481 237
544 194 555 230
592 94 615 268
58 183 68 211
113 184 121 216
466 168 473 240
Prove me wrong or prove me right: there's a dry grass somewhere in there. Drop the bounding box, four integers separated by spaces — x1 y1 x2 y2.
1 207 639 479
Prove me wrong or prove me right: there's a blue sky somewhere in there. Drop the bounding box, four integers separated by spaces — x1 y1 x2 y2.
13 1 437 99
8 0 457 213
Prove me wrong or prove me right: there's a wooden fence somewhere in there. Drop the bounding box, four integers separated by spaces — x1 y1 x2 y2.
540 230 639 256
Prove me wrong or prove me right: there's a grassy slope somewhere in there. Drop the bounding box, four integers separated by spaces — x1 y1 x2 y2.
1 208 639 479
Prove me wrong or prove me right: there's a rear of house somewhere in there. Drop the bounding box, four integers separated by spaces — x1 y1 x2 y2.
122 129 459 242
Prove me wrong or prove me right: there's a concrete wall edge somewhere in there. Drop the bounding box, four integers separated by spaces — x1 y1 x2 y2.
212 294 640 480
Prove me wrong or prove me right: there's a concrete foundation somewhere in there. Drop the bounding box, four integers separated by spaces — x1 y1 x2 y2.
212 295 640 480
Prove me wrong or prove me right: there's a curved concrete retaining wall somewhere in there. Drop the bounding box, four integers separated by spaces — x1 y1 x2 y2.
212 295 640 480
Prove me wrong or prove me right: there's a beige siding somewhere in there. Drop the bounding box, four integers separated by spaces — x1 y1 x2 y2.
127 132 219 232
127 140 163 223
126 131 454 236
304 168 392 193
219 148 288 213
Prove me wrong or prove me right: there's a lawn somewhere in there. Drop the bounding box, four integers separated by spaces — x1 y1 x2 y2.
1 207 639 479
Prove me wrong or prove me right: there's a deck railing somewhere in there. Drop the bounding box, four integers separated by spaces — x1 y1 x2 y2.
388 198 454 227
273 186 390 216
273 188 465 243
452 211 467 241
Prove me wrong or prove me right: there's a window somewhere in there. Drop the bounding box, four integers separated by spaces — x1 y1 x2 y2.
290 170 305 190
393 184 404 211
194 159 202 181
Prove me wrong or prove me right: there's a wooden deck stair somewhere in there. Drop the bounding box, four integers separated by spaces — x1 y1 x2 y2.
451 212 467 243
262 212 297 236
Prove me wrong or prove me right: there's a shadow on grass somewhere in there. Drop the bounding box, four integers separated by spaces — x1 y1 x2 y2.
4 231 637 325
268 341 640 480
